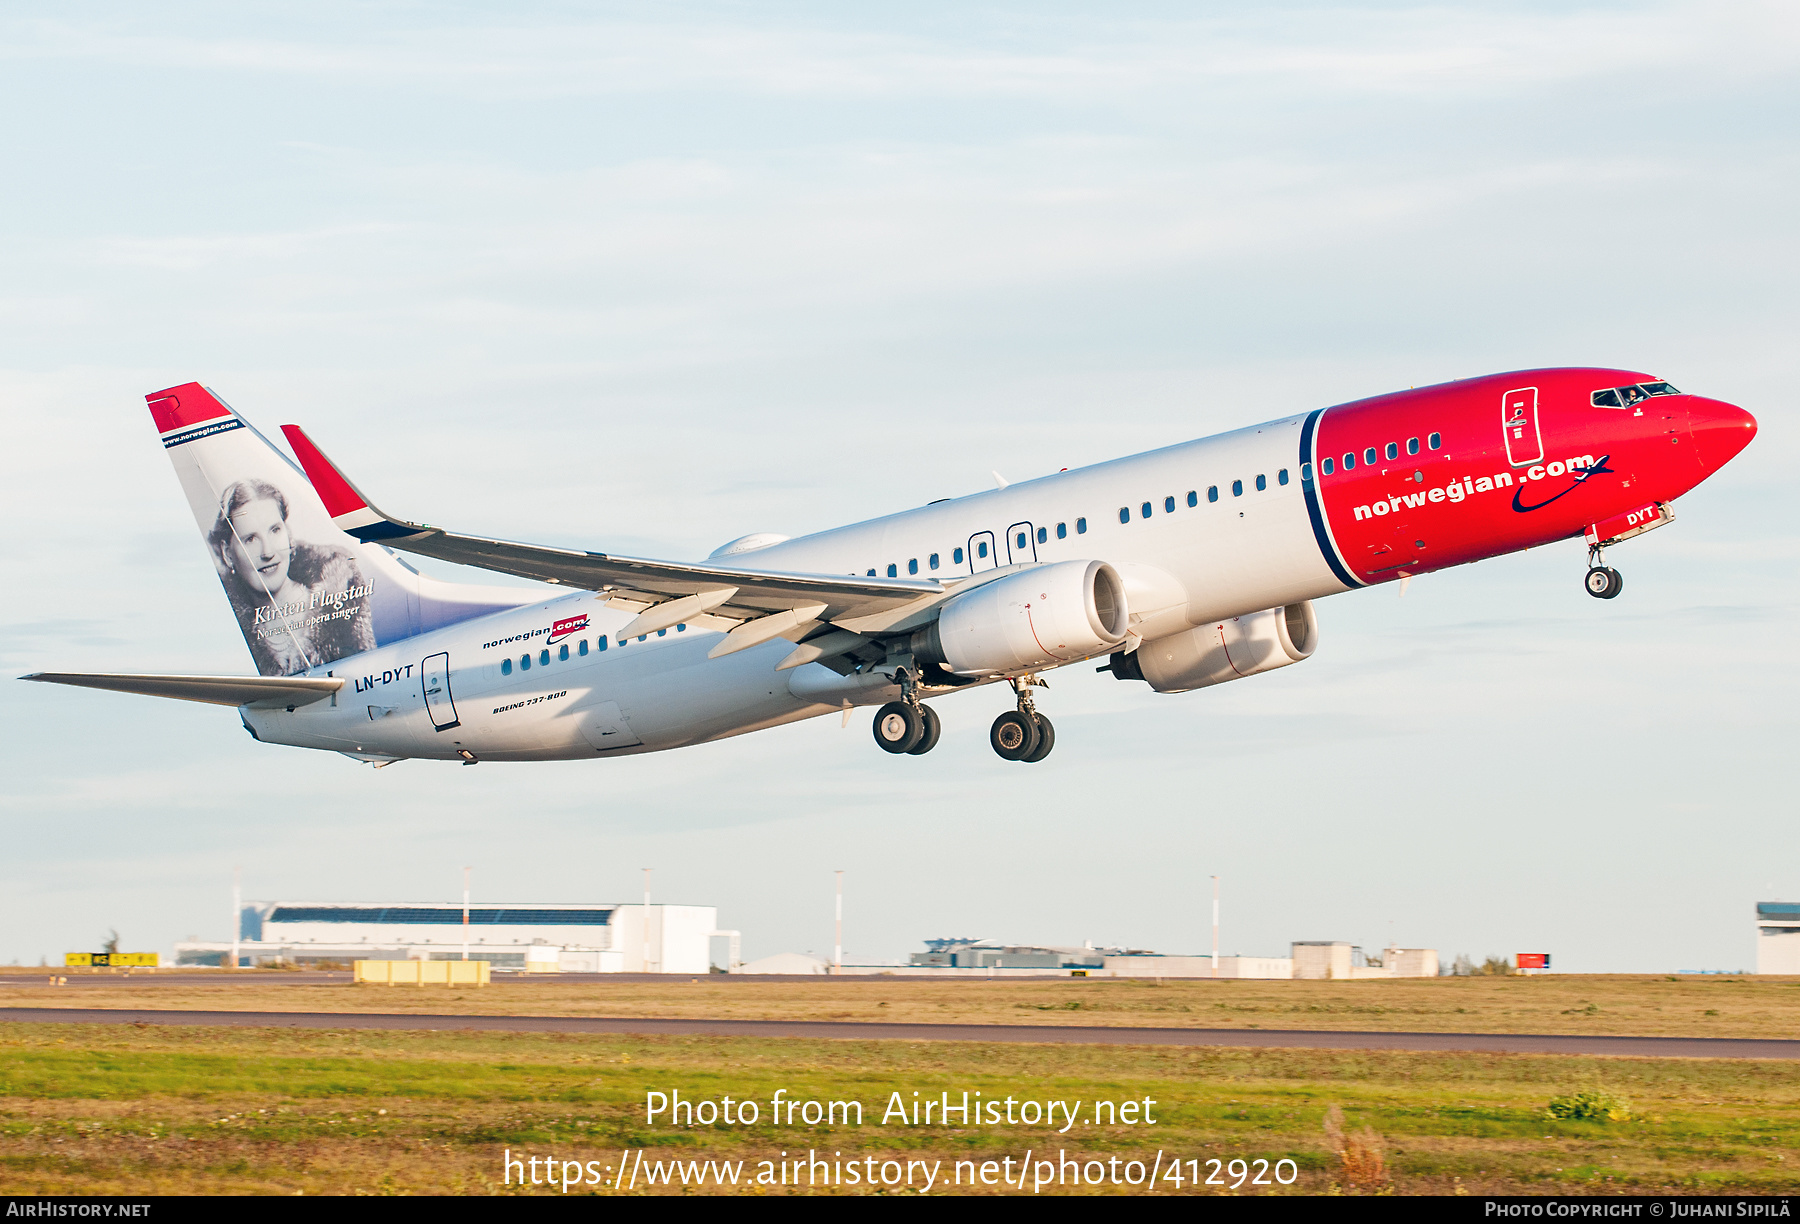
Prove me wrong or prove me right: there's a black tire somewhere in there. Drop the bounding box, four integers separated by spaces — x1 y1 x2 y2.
990 710 1039 761
1585 567 1624 599
1020 713 1055 763
906 704 942 755
872 702 923 753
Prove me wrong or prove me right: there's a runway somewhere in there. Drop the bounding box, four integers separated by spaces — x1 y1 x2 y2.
3 1007 1797 1058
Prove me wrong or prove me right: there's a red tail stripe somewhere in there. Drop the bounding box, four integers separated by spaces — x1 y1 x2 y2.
280 424 368 518
145 382 231 433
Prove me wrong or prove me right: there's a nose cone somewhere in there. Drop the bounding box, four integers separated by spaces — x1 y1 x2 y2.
1688 396 1757 473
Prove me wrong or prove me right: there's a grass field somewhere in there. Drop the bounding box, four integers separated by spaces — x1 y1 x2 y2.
6 971 1800 1039
3 1020 1799 1196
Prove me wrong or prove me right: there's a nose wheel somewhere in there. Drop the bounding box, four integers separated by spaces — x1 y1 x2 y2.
991 675 1055 763
1584 545 1623 599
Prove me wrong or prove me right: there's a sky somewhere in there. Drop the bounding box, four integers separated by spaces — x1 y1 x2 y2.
1 2 1795 972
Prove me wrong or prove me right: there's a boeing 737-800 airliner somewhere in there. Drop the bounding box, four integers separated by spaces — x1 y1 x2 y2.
25 369 1755 765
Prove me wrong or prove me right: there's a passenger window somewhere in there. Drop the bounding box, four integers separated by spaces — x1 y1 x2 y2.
559 644 569 661
954 547 965 563
1343 452 1355 470
1164 496 1175 513
578 640 588 656
501 658 512 676
1322 457 1334 475
929 552 940 569
908 558 918 575
977 541 989 558
1055 523 1066 539
1428 432 1441 449
1186 491 1197 507
1278 469 1289 486
1119 507 1130 524
638 635 646 642
598 637 608 652
1384 442 1398 461
676 624 685 632
1255 474 1267 492
1075 518 1087 534
657 629 666 637
887 564 897 578
1231 480 1243 497
1016 532 1027 549
540 649 550 666
1208 486 1219 502
1036 527 1047 544
1364 447 1377 465
520 654 530 671
867 569 876 577
1140 502 1152 519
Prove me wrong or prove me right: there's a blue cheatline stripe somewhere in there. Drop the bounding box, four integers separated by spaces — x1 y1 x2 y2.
1299 408 1363 589
347 520 425 541
162 417 245 449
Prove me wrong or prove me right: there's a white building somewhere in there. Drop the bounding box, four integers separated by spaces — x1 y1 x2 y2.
1292 942 1439 979
1756 903 1800 974
174 901 725 973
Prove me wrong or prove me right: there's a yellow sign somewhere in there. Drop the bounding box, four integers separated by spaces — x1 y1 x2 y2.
64 953 159 968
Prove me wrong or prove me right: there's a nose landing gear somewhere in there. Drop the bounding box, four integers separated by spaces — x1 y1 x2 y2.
990 675 1055 763
1585 546 1624 599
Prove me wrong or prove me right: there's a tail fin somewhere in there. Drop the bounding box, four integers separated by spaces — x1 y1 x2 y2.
147 383 536 676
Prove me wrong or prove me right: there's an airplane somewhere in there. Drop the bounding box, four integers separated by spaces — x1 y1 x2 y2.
24 368 1755 766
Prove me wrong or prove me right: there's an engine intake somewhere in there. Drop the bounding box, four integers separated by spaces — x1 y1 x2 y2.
1112 602 1318 694
912 560 1128 676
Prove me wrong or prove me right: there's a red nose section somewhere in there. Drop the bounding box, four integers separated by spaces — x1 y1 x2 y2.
1688 396 1757 473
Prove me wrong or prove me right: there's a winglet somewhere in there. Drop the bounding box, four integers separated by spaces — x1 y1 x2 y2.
280 424 427 542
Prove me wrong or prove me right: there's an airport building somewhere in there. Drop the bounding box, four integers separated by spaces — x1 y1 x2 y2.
173 901 730 973
1756 902 1800 974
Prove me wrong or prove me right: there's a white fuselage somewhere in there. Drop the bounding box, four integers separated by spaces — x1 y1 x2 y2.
244 414 1344 762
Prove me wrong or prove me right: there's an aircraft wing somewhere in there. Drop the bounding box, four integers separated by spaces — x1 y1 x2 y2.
280 426 946 635
22 672 344 708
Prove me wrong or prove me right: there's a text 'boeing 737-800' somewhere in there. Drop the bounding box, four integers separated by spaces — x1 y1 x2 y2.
24 370 1756 766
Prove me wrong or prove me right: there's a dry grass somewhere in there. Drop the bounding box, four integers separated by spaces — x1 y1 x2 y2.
4 971 1799 1040
2 1021 1799 1196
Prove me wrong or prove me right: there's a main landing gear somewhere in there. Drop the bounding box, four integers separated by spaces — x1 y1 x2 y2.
871 667 942 756
990 675 1054 764
1584 545 1624 600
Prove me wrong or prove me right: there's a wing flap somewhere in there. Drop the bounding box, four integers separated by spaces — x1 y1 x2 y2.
22 672 344 709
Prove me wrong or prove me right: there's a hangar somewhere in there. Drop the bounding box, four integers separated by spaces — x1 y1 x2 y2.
174 900 728 972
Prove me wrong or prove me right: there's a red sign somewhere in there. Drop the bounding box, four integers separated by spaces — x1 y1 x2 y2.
1516 953 1551 970
548 614 589 644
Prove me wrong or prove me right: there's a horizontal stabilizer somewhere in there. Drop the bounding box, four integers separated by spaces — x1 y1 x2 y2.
21 672 343 709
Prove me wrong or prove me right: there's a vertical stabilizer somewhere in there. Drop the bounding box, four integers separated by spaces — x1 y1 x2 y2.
147 383 536 676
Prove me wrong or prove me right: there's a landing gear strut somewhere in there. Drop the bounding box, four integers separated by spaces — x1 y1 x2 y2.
872 666 942 755
1584 545 1623 600
991 675 1054 763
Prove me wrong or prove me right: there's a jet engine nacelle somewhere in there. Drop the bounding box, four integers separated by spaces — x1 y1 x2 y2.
1114 601 1318 694
913 560 1129 676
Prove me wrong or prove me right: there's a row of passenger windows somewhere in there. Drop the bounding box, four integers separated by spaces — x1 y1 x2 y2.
867 519 1093 577
498 626 687 675
1118 470 1290 523
1316 432 1441 477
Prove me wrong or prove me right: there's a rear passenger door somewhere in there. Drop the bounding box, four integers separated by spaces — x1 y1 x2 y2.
1005 522 1037 566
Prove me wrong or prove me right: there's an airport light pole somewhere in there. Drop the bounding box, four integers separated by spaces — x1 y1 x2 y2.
230 866 241 971
834 870 843 975
1211 875 1220 979
462 867 470 961
642 867 653 974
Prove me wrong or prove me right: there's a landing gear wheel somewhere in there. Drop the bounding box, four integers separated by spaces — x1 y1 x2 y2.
872 701 923 753
1584 566 1623 599
1020 713 1055 763
906 704 942 755
990 710 1040 761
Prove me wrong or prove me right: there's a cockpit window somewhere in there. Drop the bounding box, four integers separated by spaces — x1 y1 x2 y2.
1594 382 1680 408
